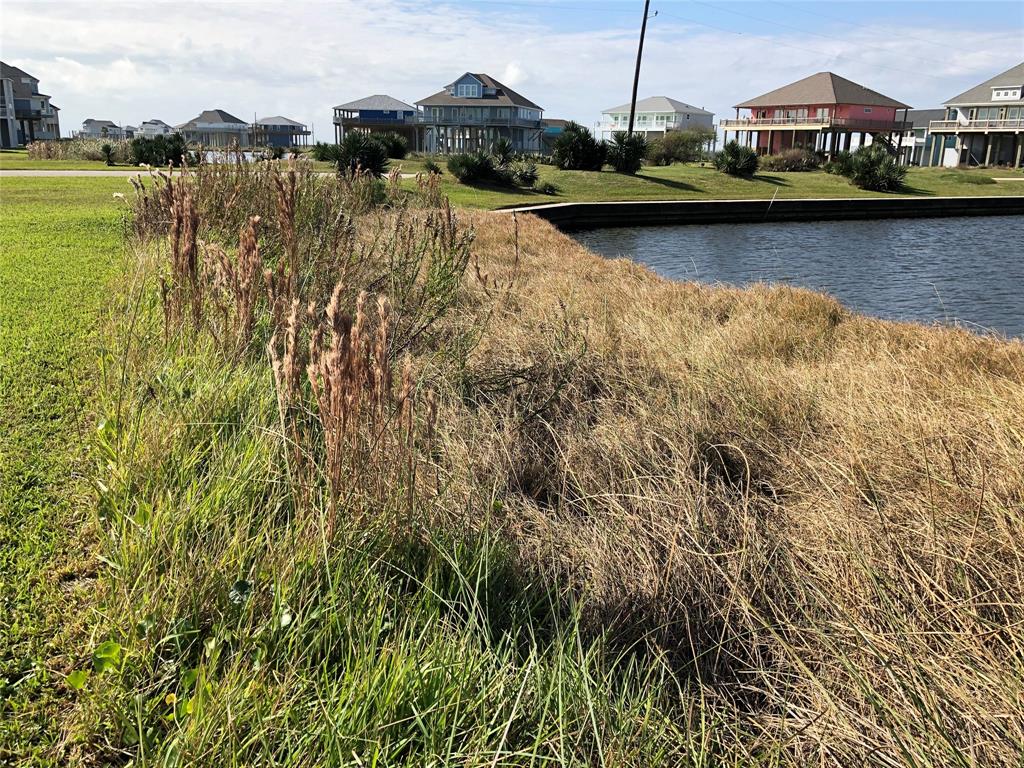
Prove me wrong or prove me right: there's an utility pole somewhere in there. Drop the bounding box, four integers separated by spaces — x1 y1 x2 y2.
627 0 655 136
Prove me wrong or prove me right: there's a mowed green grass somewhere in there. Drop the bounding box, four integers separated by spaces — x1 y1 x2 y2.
0 177 130 763
431 162 1024 209
0 149 139 171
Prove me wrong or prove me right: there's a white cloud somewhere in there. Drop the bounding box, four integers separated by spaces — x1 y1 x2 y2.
2 0 1021 137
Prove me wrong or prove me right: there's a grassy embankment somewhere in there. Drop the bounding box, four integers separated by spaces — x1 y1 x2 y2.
0 177 132 764
5 148 1023 209
10 164 1018 765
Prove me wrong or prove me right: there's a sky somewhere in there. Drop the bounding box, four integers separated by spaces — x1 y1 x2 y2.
1 0 1022 139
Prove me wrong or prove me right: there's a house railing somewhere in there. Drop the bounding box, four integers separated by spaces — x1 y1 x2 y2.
721 116 911 131
416 114 541 128
332 113 416 125
598 120 701 133
928 118 1024 131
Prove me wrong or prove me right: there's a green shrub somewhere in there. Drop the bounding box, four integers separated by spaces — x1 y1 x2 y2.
714 141 759 177
491 137 515 168
646 128 715 166
845 144 906 191
552 122 606 171
337 131 389 176
423 159 442 175
130 134 189 167
824 150 854 176
100 143 115 166
536 181 559 195
607 131 648 174
761 148 822 172
310 141 341 162
447 151 495 183
375 131 409 159
511 159 539 186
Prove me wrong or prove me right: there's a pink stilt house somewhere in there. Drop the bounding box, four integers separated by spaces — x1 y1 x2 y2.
721 72 911 157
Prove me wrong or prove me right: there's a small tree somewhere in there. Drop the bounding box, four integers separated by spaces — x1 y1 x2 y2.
337 131 389 176
100 143 115 166
714 141 759 177
130 134 188 167
607 131 648 174
552 122 606 171
646 127 715 166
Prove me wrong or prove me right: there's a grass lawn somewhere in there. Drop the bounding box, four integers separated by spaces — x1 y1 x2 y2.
432 162 1024 209
0 149 140 171
0 177 131 763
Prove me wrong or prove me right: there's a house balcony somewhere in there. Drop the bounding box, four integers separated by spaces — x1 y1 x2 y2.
598 121 695 134
721 116 911 132
332 113 415 126
928 118 1024 133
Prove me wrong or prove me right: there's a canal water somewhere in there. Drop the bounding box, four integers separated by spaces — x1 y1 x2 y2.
574 215 1024 339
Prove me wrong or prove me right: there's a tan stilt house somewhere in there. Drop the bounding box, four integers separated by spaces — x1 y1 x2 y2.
926 61 1024 167
721 72 911 157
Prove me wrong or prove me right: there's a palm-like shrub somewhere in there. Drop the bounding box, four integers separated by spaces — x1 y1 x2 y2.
845 143 907 191
552 122 606 171
824 150 854 177
310 141 341 163
446 151 495 183
511 159 539 187
714 141 759 177
607 131 648 174
376 132 409 159
337 132 389 177
100 143 115 166
491 137 515 168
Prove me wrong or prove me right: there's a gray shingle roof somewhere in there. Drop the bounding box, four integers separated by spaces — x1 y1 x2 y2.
944 61 1024 106
333 94 416 112
736 72 910 109
1 61 40 98
906 109 945 128
187 109 248 125
257 115 306 127
603 96 712 115
416 73 542 111
83 119 119 128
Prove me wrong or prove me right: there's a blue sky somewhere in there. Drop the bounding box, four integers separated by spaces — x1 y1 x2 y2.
2 0 1021 137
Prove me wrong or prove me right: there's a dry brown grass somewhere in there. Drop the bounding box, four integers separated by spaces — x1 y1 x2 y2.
111 164 1024 765
445 210 1024 764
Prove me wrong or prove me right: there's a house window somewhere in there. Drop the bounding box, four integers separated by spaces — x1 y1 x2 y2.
457 84 479 98
864 107 872 113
